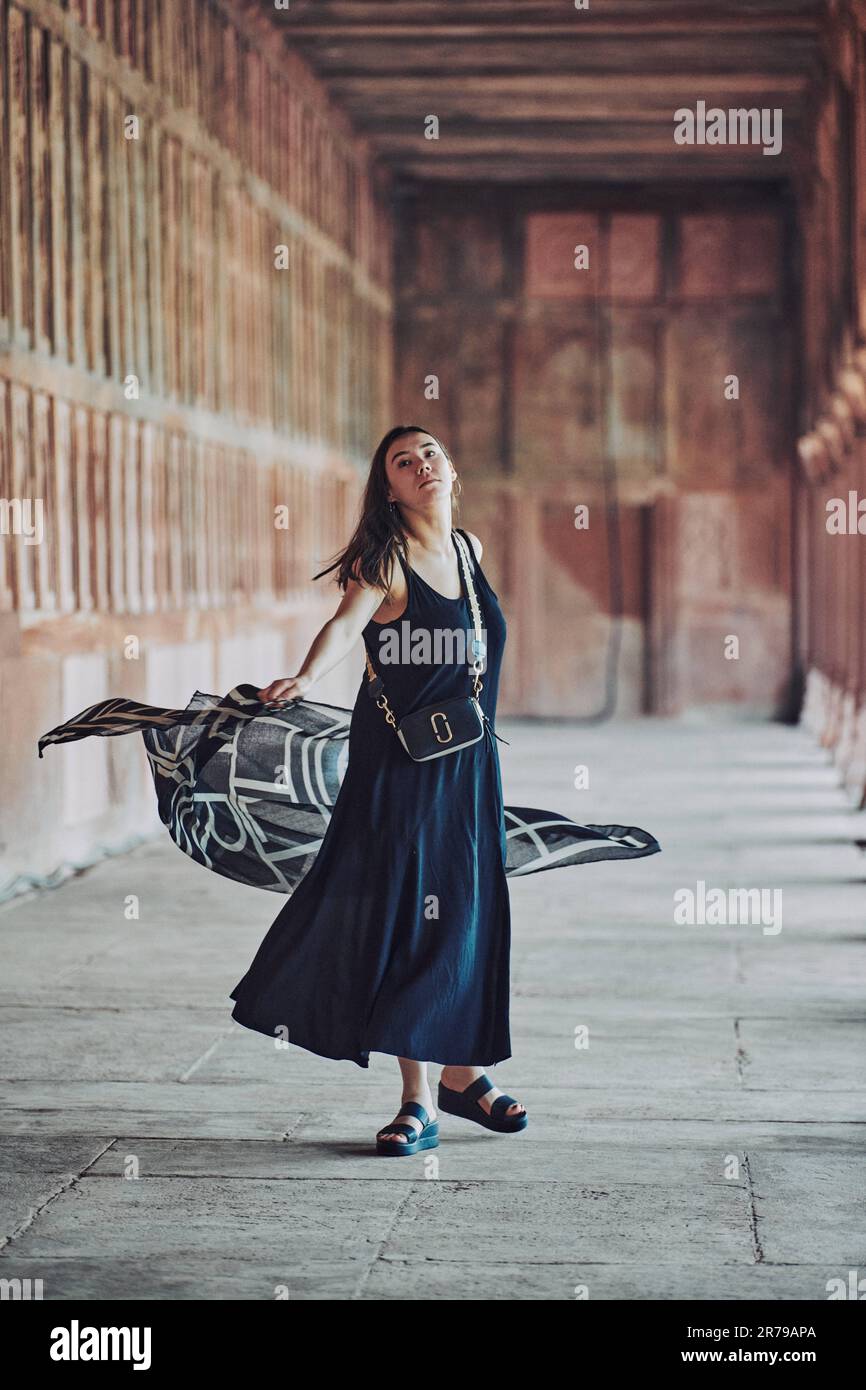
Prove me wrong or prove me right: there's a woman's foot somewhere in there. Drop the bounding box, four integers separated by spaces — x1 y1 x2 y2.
377 1093 438 1144
439 1065 526 1120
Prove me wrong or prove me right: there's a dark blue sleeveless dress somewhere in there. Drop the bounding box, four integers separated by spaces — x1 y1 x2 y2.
228 528 512 1069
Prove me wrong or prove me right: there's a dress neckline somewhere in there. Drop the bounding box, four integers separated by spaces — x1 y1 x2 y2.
401 531 468 604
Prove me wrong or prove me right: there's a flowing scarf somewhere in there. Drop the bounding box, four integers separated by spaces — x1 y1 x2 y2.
37 684 660 894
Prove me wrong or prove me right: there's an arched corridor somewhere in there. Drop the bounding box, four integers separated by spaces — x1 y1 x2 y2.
0 0 864 1313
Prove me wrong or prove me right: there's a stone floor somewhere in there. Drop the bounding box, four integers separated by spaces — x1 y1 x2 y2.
1 717 864 1300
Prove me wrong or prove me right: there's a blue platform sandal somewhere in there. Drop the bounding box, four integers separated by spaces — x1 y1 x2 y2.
437 1072 528 1133
375 1101 440 1156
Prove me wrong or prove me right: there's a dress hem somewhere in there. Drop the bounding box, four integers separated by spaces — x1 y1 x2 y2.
230 1002 511 1070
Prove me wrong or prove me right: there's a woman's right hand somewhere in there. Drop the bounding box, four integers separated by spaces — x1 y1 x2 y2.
255 575 386 710
258 673 312 707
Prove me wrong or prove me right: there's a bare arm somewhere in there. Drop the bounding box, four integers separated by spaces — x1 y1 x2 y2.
259 570 388 707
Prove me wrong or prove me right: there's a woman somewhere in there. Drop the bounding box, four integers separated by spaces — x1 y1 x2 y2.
37 424 661 1157
234 424 518 1155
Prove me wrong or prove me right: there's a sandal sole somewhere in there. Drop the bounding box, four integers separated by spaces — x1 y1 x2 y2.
375 1131 440 1157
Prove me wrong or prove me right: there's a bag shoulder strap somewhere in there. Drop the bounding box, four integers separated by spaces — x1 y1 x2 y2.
454 527 476 573
451 530 484 661
365 530 484 709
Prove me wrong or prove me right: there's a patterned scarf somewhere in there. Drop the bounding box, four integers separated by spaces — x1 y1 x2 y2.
38 684 661 893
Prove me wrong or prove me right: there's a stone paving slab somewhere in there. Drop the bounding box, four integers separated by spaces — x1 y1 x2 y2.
0 1254 846 1300
360 1260 847 1302
0 1256 367 1300
0 1008 236 1082
2 1077 864 1127
3 1176 401 1264
748 1150 866 1265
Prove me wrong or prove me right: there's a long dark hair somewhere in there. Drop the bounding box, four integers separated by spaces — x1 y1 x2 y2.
313 425 460 593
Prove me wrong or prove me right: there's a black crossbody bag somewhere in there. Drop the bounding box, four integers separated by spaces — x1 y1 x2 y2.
364 530 488 761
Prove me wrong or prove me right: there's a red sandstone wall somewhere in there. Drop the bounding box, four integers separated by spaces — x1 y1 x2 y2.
794 3 866 807
0 0 393 896
394 189 794 718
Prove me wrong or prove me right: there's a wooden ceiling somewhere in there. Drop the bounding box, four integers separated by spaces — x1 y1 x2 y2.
264 0 825 184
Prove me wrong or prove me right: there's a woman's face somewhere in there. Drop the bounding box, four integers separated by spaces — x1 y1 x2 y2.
384 432 455 510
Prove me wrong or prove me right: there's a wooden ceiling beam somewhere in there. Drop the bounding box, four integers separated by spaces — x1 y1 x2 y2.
344 115 808 137
335 101 808 129
372 129 801 157
328 73 808 100
284 23 820 39
294 36 820 77
390 155 795 182
279 0 822 34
